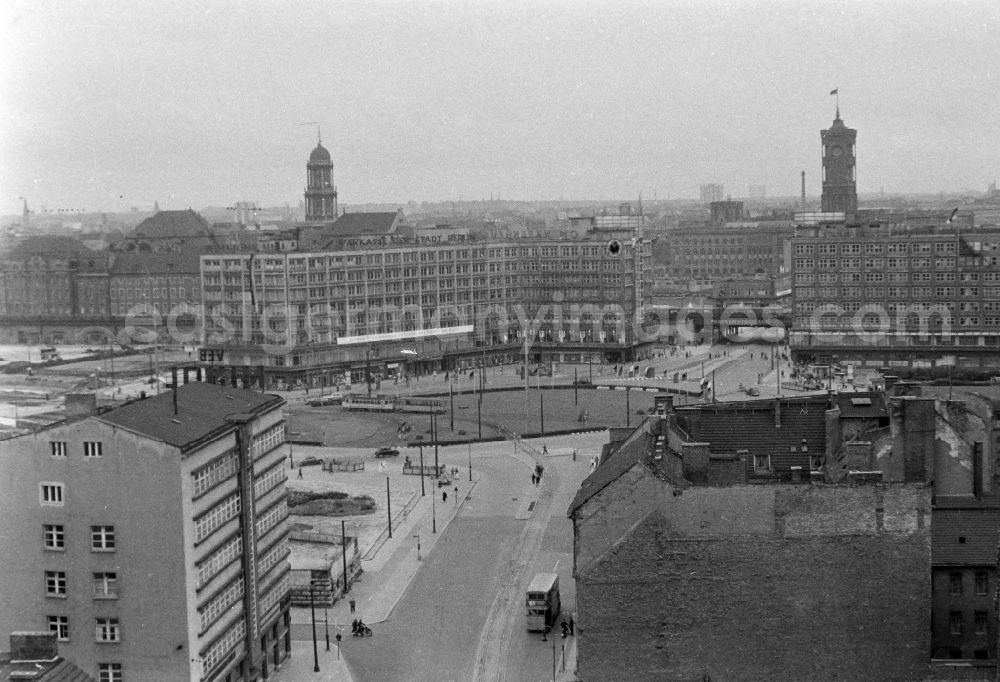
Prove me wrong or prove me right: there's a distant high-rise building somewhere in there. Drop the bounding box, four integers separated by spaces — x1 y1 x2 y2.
699 184 725 204
820 109 858 215
304 133 338 221
709 201 744 226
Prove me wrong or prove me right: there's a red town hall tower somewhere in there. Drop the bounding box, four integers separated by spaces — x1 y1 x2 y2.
820 107 858 215
304 133 338 221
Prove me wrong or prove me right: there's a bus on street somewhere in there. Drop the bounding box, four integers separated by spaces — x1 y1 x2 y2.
526 572 560 631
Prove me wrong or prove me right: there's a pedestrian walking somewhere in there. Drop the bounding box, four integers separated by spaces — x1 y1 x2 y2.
569 614 574 635
297 467 303 479
350 599 356 614
542 444 548 455
454 486 458 504
531 473 537 485
442 491 448 503
572 449 577 461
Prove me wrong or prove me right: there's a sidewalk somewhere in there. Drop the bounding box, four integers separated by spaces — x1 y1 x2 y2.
290 471 479 629
269 638 355 682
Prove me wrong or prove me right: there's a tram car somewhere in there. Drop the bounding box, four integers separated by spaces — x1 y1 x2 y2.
341 394 445 414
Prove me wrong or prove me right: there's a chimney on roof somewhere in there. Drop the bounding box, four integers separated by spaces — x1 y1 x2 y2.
172 367 178 415
9 631 58 661
973 441 985 498
65 393 97 419
654 393 674 416
774 399 781 428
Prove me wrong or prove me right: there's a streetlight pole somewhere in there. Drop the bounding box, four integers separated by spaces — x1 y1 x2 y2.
386 476 392 539
366 345 372 397
413 534 421 561
419 443 425 496
324 603 330 651
432 477 437 534
309 584 320 672
468 442 472 482
539 386 545 434
341 520 349 596
433 411 439 473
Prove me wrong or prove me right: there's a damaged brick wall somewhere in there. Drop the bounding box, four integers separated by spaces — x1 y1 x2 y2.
575 484 931 682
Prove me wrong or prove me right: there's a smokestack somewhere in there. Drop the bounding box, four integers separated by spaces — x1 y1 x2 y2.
172 367 179 415
801 171 806 208
973 441 984 498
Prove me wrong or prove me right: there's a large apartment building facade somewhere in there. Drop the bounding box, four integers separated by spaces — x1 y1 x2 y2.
0 384 291 682
198 230 653 389
789 222 1000 371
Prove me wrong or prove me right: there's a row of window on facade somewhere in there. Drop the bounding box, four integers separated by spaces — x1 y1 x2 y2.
45 614 121 644
794 242 960 256
43 522 116 550
794 257 967 270
796 272 999 283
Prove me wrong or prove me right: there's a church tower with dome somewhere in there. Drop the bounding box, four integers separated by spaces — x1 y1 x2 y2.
304 132 338 221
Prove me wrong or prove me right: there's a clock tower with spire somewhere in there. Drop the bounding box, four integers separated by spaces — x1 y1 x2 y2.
304 130 338 221
820 106 858 215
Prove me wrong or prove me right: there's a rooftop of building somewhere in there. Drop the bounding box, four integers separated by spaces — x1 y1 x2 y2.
674 393 886 457
4 235 94 259
330 211 401 236
931 496 1000 566
792 222 1000 239
568 418 660 516
129 209 215 240
0 656 93 682
0 633 94 682
109 249 203 275
97 382 284 451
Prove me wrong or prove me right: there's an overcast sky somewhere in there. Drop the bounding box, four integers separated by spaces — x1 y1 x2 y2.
1 0 998 214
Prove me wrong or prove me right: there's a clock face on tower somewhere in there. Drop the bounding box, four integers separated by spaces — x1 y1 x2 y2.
832 145 843 157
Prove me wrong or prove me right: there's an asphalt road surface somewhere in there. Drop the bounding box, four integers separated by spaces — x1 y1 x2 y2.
336 442 589 681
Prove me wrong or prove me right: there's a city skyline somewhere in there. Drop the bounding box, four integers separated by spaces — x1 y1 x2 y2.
1 0 998 215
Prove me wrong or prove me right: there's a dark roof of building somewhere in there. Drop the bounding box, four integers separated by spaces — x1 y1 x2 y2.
309 143 331 162
675 396 829 458
6 235 92 258
296 226 336 251
109 249 202 275
130 209 214 240
329 212 399 236
932 500 1000 565
98 383 283 451
568 420 657 516
0 656 94 682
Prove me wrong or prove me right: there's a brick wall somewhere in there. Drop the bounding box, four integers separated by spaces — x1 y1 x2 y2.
575 483 931 681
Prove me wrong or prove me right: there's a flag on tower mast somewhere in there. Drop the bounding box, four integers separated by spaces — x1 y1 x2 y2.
829 88 838 95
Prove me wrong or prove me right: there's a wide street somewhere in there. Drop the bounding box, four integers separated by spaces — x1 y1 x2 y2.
285 433 592 682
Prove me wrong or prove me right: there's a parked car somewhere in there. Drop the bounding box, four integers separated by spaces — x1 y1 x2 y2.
374 447 400 458
745 387 760 396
